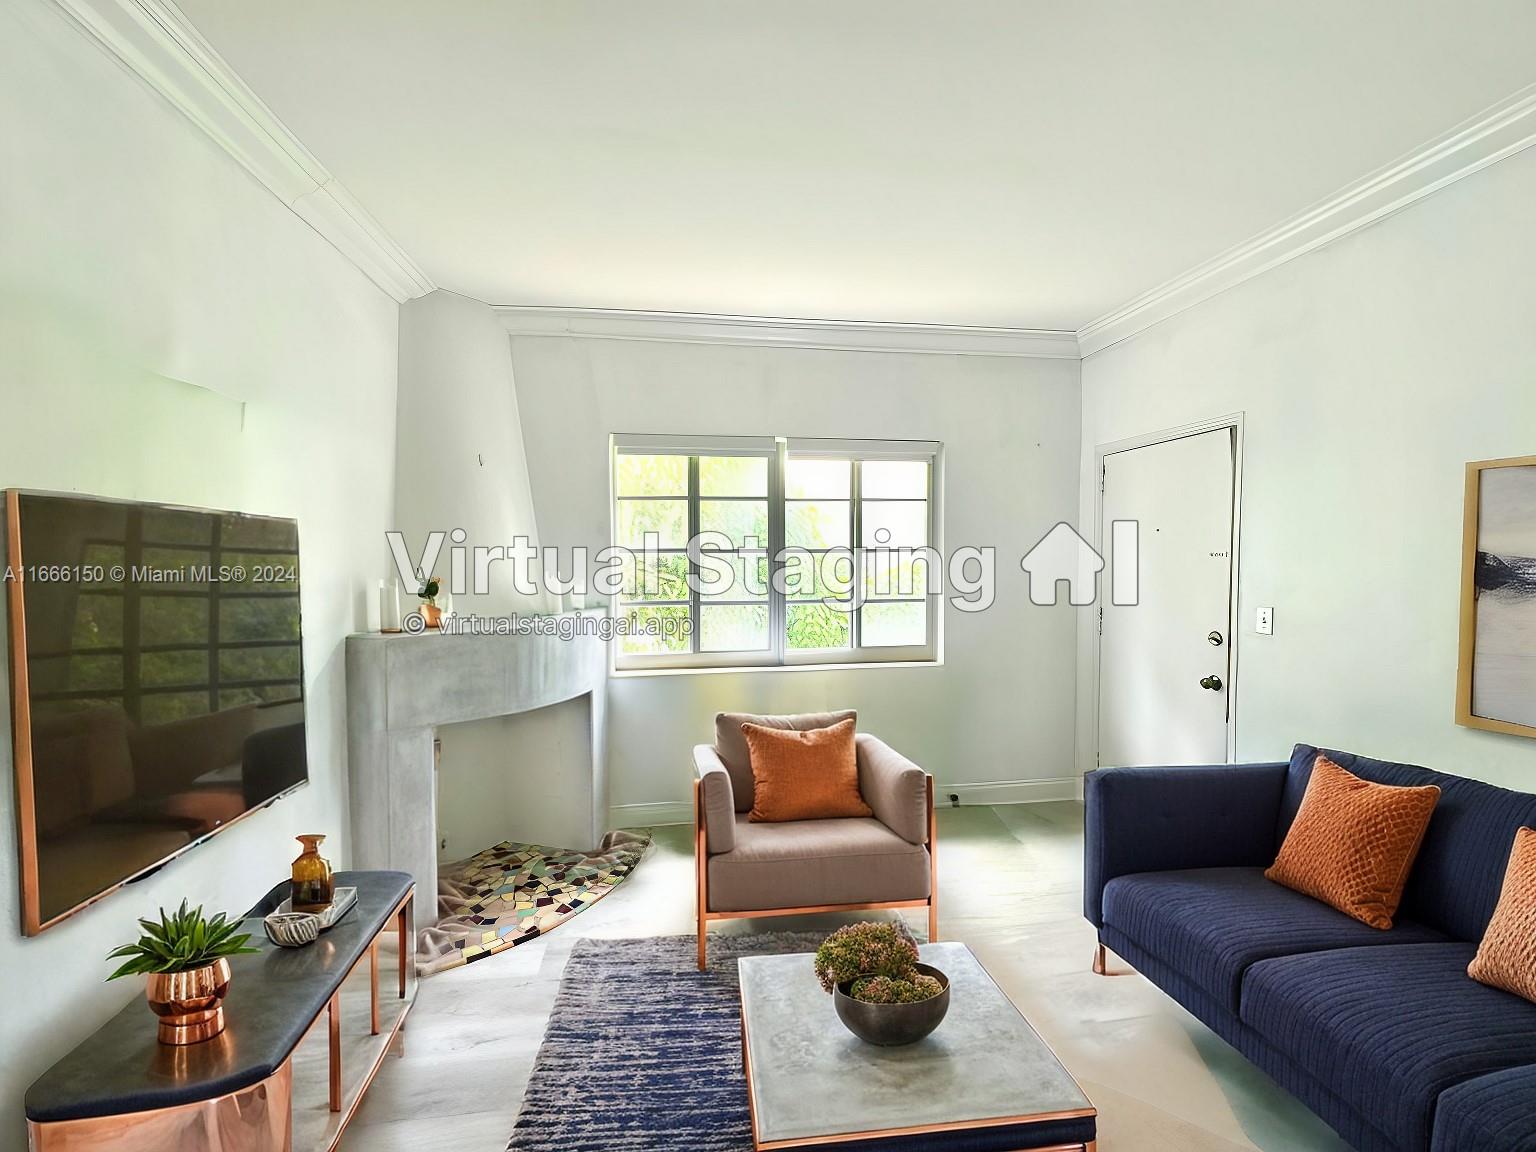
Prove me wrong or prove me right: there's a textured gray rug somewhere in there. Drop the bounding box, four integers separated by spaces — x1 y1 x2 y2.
506 932 824 1152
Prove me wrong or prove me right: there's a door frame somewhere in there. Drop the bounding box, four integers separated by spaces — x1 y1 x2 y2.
1090 412 1245 768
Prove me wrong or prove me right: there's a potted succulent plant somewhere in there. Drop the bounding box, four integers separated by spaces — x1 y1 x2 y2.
813 921 950 1046
106 900 259 1045
417 573 444 628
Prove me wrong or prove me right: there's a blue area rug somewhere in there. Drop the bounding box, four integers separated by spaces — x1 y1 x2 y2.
506 933 824 1152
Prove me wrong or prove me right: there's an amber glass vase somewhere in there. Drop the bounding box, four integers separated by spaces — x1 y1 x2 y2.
290 834 334 913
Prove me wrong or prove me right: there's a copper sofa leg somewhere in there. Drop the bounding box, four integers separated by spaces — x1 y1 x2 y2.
1093 943 1108 975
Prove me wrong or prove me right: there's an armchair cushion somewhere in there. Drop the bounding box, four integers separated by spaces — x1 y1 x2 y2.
715 710 856 812
693 745 737 854
855 734 928 845
707 815 930 913
743 718 871 823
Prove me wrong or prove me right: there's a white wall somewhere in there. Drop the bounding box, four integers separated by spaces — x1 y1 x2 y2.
0 2 398 1143
395 291 550 617
511 335 1082 817
1078 144 1536 789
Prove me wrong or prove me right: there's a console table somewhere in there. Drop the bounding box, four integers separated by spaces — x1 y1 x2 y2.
25 870 415 1152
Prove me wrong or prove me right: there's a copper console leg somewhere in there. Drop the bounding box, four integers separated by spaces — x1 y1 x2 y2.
397 902 408 999
369 940 380 1036
327 992 341 1112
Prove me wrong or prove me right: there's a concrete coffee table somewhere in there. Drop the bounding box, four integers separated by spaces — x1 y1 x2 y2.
738 941 1095 1152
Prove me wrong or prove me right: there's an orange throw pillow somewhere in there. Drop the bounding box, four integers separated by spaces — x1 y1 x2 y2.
742 718 871 823
1469 827 1536 1001
1265 754 1440 929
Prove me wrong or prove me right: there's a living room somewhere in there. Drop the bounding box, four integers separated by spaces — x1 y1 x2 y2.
3 2 1535 1151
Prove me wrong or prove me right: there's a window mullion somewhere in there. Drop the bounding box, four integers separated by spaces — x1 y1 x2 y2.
688 455 701 655
769 441 786 665
851 458 863 652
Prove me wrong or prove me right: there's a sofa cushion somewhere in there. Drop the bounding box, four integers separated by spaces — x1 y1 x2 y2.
715 711 856 813
1431 1065 1536 1152
1242 942 1536 1152
1101 867 1446 1011
1469 827 1536 1002
707 815 929 913
1267 753 1440 929
1284 745 1536 941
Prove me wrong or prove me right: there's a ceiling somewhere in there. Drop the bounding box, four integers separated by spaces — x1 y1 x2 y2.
176 0 1536 330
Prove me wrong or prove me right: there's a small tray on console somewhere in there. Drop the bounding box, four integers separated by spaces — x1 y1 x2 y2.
274 885 358 930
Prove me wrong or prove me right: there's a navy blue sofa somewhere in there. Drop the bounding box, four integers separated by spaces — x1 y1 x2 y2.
1084 743 1536 1152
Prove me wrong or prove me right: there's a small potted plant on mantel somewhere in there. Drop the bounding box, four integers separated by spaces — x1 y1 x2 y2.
106 900 259 1045
417 573 444 629
814 921 950 1046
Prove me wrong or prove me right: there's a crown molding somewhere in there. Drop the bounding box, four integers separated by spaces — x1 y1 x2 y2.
1078 83 1536 357
48 0 1535 351
48 0 435 303
495 306 1082 359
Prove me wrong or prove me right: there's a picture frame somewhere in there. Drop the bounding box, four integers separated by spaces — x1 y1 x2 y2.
1457 455 1536 739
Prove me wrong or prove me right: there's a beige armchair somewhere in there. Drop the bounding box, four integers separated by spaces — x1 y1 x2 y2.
693 711 936 970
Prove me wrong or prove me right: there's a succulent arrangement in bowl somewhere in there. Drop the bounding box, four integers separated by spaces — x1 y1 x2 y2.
814 921 950 1045
106 900 259 1045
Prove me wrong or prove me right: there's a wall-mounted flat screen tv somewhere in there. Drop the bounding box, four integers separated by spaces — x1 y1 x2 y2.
5 491 307 934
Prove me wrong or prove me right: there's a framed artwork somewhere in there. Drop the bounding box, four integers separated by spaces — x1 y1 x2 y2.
1458 455 1536 738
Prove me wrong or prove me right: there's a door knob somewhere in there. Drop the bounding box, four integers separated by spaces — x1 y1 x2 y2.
1200 674 1224 691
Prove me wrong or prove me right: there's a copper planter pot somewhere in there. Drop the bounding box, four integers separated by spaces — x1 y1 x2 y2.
146 958 232 1045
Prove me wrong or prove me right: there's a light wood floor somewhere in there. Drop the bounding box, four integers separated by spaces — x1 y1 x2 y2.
345 802 1350 1152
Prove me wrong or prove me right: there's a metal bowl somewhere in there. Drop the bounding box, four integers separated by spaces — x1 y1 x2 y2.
263 911 321 948
833 963 950 1046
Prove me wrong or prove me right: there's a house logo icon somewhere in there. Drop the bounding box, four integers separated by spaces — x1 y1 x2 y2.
1020 521 1138 606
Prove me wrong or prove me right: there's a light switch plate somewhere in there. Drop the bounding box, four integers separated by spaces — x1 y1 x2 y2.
1256 606 1274 635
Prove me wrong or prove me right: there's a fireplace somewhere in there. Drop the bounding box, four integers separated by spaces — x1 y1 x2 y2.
435 694 595 859
344 614 608 923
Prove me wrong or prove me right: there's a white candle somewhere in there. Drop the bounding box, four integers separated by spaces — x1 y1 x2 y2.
380 579 402 633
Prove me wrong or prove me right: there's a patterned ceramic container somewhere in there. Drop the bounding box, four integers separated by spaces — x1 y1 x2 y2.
263 911 321 948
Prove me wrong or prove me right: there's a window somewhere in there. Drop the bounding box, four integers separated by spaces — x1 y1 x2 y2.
611 435 940 670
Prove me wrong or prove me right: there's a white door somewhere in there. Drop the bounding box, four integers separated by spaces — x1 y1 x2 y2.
1098 427 1235 767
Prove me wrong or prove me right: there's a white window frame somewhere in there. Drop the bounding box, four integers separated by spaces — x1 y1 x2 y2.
610 433 942 672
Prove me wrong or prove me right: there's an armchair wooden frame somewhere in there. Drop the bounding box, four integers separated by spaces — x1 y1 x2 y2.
694 775 938 971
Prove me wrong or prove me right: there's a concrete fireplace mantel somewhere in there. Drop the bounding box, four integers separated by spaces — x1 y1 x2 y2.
344 614 608 921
